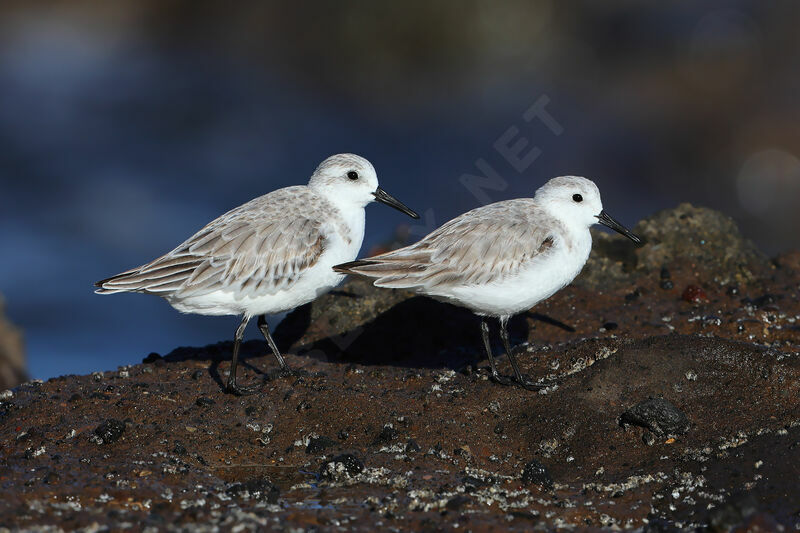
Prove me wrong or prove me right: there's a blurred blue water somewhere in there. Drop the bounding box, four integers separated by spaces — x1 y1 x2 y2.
1 3 797 380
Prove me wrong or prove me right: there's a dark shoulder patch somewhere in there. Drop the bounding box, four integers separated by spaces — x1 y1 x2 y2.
537 236 554 254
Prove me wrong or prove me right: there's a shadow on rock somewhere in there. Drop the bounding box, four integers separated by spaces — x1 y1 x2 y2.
274 296 532 370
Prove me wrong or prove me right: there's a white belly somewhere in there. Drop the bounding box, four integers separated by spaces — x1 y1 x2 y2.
425 242 589 318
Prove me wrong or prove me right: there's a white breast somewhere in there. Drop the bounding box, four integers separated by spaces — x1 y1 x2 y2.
425 229 592 317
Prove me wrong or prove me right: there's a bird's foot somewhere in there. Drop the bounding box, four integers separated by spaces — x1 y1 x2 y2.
513 374 553 391
489 369 554 391
225 379 262 396
490 371 516 387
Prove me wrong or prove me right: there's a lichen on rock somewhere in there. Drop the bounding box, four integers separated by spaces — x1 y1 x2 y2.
577 203 769 289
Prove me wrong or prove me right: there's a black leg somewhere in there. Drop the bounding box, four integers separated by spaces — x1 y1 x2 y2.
481 319 513 386
226 315 259 396
499 316 547 391
257 315 290 371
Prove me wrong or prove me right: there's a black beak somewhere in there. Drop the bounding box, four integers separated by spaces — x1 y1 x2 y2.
596 210 642 245
373 187 420 219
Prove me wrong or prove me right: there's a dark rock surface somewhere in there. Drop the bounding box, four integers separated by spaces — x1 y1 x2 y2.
0 294 26 390
1 205 799 531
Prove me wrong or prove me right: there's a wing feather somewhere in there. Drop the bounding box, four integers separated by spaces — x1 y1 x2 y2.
336 199 560 290
95 187 332 297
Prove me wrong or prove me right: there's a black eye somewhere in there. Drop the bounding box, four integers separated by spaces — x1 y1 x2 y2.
572 193 583 203
347 170 359 180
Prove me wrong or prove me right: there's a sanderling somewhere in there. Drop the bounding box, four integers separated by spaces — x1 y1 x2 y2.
335 176 640 389
96 153 419 395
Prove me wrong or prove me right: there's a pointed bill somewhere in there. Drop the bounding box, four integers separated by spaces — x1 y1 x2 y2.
596 210 642 244
373 187 420 219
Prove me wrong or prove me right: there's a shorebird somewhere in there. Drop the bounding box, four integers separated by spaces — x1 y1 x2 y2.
96 153 419 394
335 176 640 389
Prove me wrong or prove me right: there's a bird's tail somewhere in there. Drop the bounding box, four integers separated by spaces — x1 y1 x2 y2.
333 256 433 290
332 260 379 275
94 269 143 294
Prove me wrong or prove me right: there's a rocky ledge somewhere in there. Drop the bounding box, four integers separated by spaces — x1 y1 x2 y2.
1 204 799 531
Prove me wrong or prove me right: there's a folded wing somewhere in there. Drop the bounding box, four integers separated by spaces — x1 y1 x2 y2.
336 199 557 289
95 188 328 298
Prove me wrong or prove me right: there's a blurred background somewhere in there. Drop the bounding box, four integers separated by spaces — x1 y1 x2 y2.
1 0 799 381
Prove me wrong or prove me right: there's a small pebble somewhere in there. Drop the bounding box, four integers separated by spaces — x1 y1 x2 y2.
625 290 640 302
373 424 398 445
226 477 280 503
195 397 215 407
319 454 364 480
445 494 471 511
619 398 690 437
42 471 61 485
681 285 708 303
405 439 421 453
306 436 337 455
521 459 554 490
94 419 125 444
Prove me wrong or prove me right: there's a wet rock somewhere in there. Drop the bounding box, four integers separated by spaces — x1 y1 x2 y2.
305 435 337 455
93 419 125 444
619 398 690 438
319 454 364 481
521 459 553 490
707 492 758 532
226 477 280 503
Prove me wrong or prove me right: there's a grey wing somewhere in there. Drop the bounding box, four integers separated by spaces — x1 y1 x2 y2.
95 207 327 297
338 200 556 289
